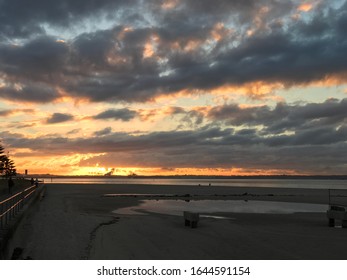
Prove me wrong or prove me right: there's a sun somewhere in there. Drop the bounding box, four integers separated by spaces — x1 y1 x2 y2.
72 165 115 176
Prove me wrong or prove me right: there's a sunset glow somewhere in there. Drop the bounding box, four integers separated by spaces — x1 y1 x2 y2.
0 0 346 176
297 3 314 12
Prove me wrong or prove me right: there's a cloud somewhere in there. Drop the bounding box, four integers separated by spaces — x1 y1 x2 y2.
45 113 74 124
3 115 347 175
165 107 186 115
93 127 112 136
0 82 60 103
67 128 81 135
0 108 35 117
0 0 130 39
207 98 347 134
0 1 346 103
0 1 346 175
14 123 36 129
0 36 69 76
93 108 138 121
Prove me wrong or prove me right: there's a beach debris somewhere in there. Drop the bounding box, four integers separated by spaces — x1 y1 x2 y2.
327 205 347 228
183 211 200 228
11 247 23 260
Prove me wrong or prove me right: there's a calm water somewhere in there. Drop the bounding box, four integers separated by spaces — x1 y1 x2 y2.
43 177 347 189
113 200 328 216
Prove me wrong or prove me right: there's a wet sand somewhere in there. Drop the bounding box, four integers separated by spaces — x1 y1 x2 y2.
7 183 347 259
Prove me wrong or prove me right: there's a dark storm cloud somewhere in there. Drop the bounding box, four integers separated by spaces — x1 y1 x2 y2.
2 117 347 174
46 113 74 124
263 126 347 147
93 108 137 121
0 127 235 155
0 37 69 77
71 28 122 69
78 142 347 175
0 1 346 103
0 0 130 39
0 82 60 103
64 1 347 102
207 98 347 133
0 36 67 102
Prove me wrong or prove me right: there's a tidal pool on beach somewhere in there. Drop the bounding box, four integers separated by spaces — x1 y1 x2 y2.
112 199 328 216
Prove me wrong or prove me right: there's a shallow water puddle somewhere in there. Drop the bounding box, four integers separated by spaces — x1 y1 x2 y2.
112 199 328 216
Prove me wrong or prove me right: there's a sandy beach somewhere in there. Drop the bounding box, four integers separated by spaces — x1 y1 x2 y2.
7 183 347 260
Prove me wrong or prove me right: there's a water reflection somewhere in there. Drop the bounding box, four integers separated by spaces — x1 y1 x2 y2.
44 177 347 189
112 199 328 216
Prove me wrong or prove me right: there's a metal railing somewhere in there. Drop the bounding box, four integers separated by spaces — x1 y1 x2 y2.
0 185 37 230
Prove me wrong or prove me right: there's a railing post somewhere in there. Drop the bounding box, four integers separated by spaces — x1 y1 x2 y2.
21 190 25 209
10 199 13 219
5 201 8 225
16 194 19 213
0 203 3 229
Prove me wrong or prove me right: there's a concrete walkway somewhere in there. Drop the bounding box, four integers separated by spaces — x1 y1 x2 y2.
0 181 43 259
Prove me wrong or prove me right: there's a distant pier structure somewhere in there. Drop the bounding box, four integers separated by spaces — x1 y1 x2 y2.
104 168 115 176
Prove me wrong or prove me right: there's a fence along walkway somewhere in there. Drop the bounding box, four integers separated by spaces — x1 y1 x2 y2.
0 185 37 230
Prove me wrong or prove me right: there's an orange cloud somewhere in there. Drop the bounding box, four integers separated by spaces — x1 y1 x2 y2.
161 0 180 10
210 23 233 42
143 42 155 58
210 81 285 100
138 108 159 121
13 152 106 175
312 73 347 87
246 5 272 37
142 35 159 59
116 26 134 41
297 3 314 12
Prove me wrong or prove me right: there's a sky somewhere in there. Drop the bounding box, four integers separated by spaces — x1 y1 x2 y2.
0 0 347 176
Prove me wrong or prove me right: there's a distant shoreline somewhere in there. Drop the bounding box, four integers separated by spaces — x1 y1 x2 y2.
19 174 347 180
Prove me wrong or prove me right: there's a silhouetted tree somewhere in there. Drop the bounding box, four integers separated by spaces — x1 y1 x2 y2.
4 157 16 177
0 142 7 174
0 142 16 177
